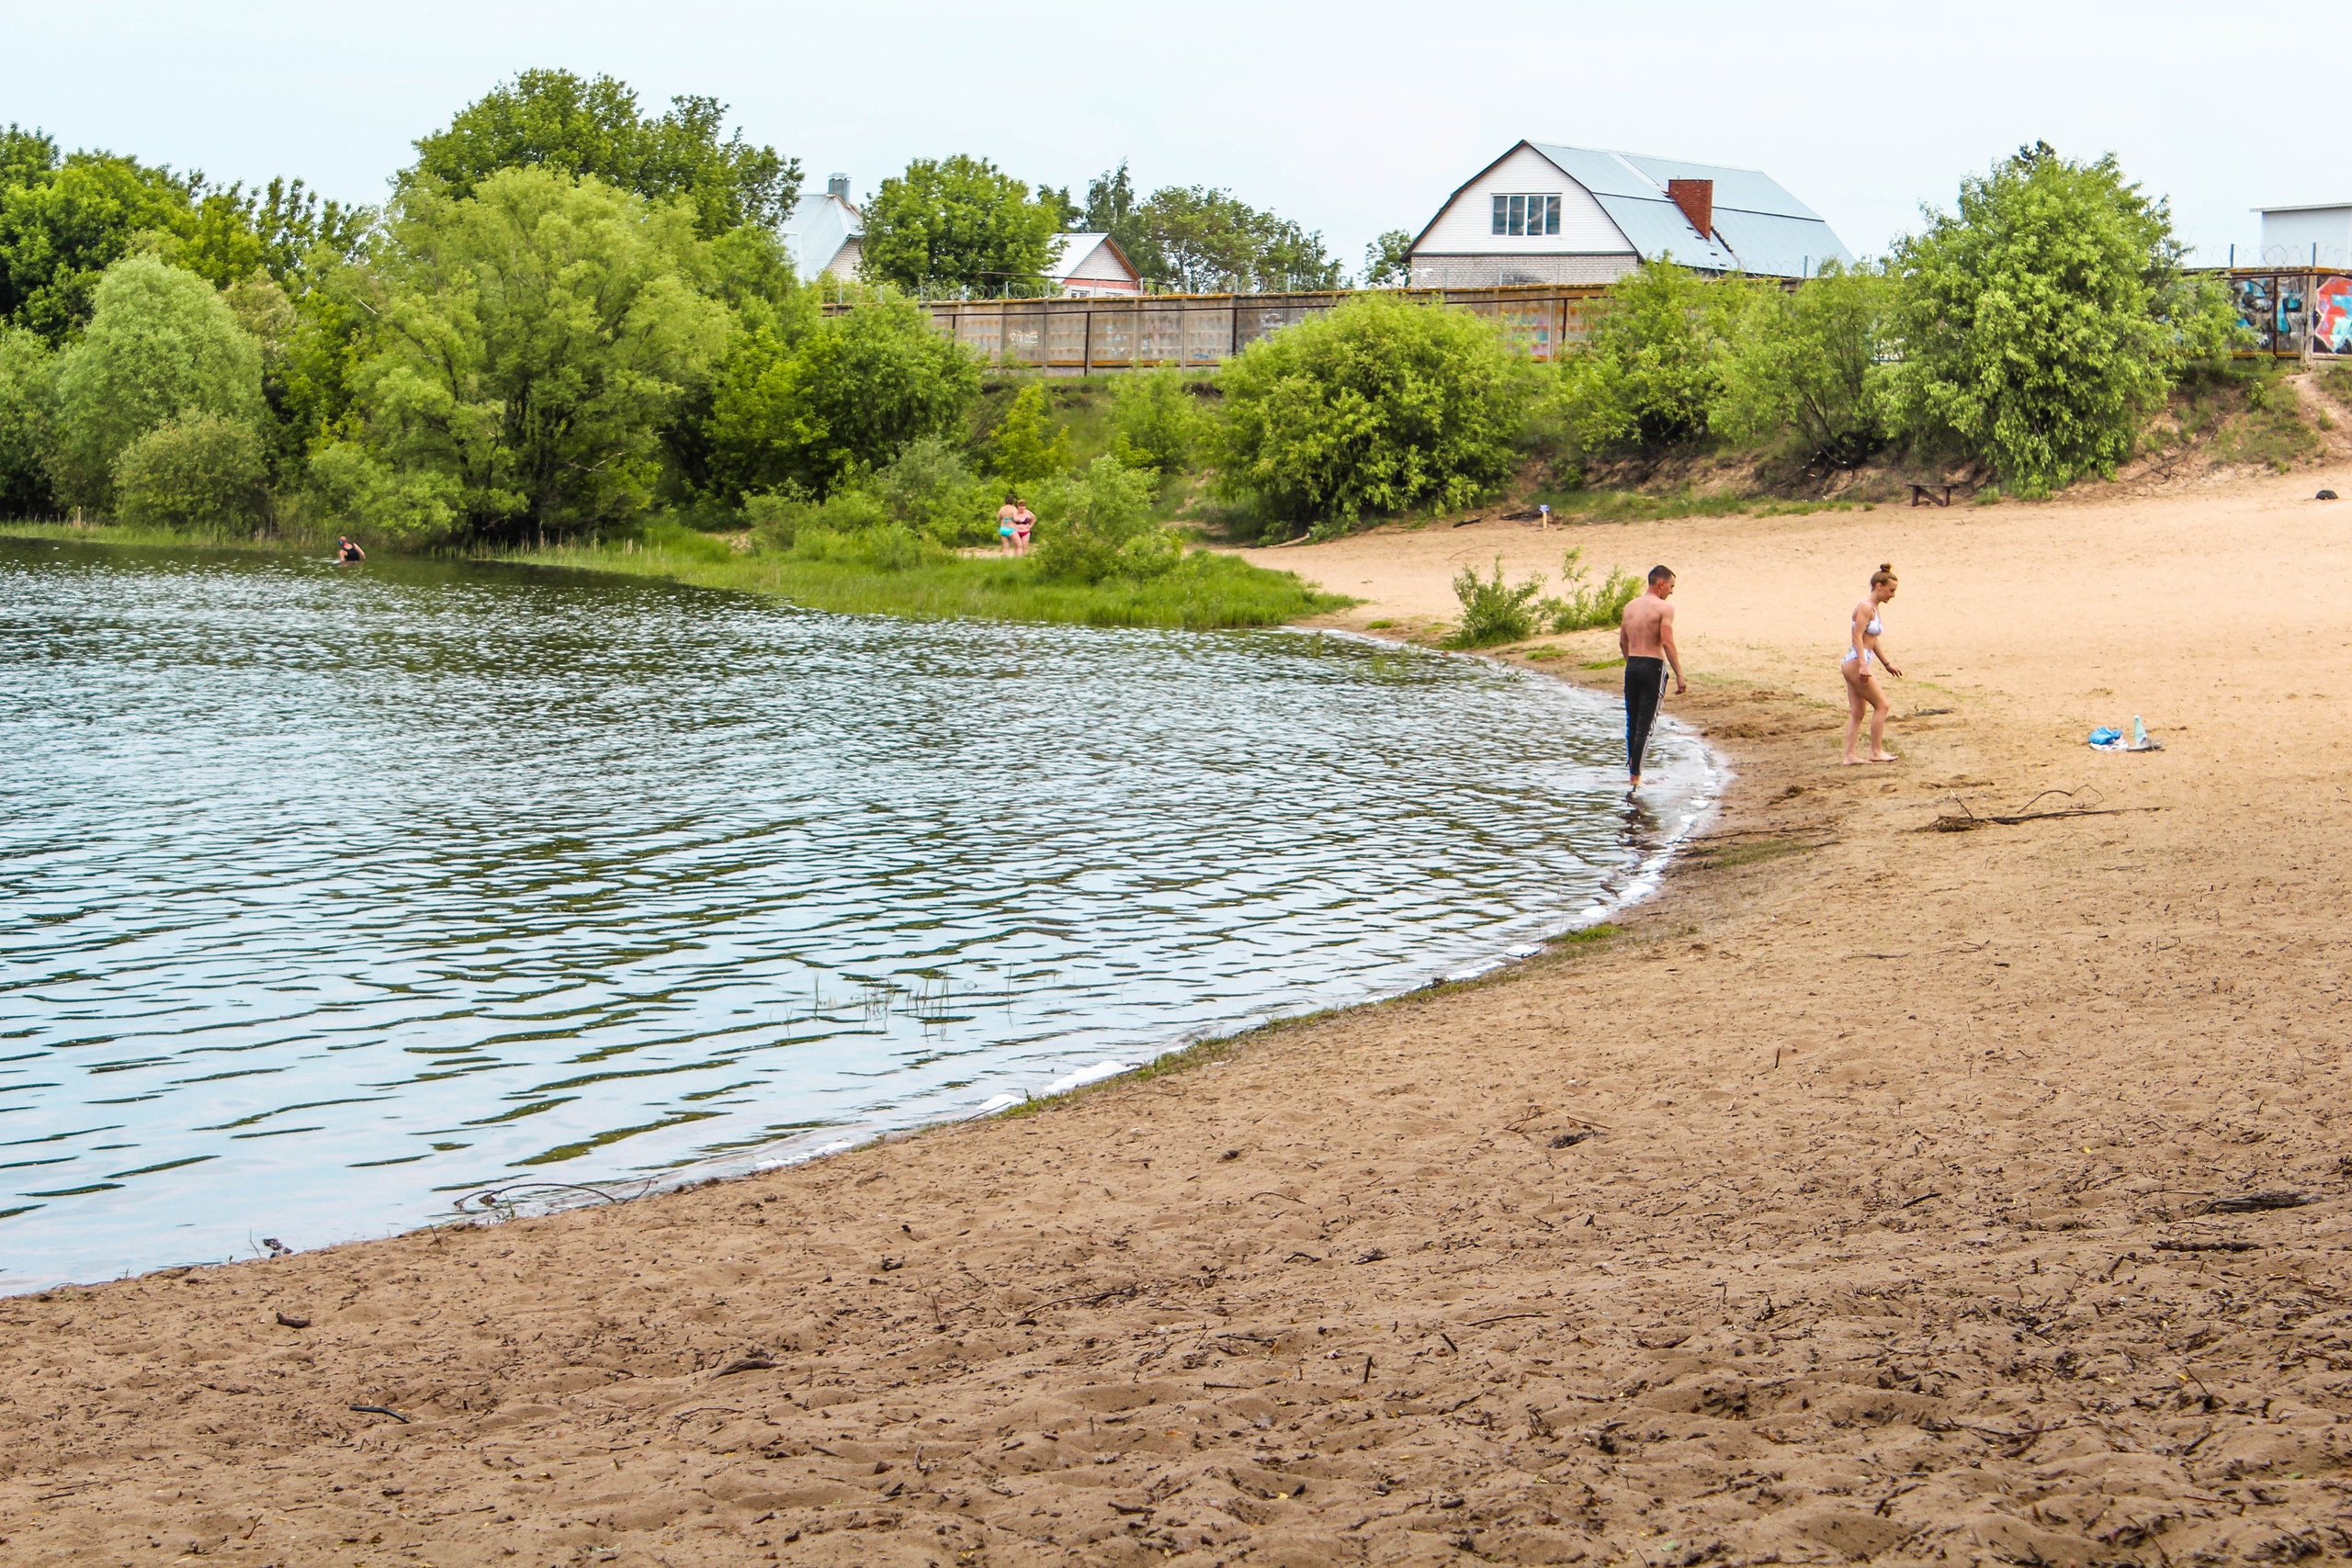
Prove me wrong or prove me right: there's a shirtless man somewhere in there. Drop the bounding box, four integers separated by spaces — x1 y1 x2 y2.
1618 565 1685 791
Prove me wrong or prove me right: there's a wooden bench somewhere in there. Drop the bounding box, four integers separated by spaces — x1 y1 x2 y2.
1908 483 1956 508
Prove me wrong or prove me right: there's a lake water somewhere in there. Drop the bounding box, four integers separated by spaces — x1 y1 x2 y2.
0 538 1713 1291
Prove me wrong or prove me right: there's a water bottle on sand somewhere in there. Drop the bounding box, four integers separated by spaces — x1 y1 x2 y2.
2132 715 2148 750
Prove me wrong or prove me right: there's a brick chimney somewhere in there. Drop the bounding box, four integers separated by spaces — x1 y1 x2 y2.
1668 178 1714 239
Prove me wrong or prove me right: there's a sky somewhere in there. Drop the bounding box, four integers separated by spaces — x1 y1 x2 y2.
0 1 2318 274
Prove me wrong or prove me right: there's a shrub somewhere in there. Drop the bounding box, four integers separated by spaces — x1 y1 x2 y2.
47 255 265 512
988 383 1071 486
1213 292 1531 529
709 299 980 499
744 486 886 552
870 434 1000 546
307 441 460 545
1555 259 1747 454
1108 367 1204 474
109 411 267 532
787 521 941 572
1713 260 1894 468
1445 557 1544 648
1540 548 1642 632
1034 456 1178 583
1888 141 2244 497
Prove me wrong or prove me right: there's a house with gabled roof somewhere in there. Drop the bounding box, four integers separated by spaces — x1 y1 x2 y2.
1408 141 1852 288
1045 232 1142 297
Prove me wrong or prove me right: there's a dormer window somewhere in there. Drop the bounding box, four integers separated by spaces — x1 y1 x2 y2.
1492 194 1562 237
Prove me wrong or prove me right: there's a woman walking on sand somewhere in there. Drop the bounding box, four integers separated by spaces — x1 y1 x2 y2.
1842 563 1903 764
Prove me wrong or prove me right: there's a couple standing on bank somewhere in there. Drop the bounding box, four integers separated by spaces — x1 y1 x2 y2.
996 494 1035 556
1618 562 1903 790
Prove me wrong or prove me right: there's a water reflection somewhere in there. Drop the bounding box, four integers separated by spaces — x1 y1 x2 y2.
0 538 1710 1289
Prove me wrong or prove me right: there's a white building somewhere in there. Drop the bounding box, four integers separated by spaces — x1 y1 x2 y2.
1044 232 1142 297
2256 203 2352 269
783 174 864 281
1407 141 1851 288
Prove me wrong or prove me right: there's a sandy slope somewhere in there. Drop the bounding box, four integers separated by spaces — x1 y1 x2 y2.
6 469 2352 1567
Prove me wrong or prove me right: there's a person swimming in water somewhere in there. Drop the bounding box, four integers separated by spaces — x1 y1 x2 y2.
336 536 366 563
1841 563 1902 764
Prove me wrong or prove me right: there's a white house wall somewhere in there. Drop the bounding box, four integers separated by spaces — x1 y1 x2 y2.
2260 209 2352 269
1413 145 1629 258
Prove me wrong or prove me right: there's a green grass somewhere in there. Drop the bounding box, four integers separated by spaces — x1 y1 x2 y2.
481 535 1351 630
1526 488 1863 525
3 518 1351 630
0 520 338 554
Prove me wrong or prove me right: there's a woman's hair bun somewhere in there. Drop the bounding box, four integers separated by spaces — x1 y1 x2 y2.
1880 562 1893 573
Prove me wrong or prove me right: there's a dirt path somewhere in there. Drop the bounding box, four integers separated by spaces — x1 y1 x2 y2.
6 471 2352 1567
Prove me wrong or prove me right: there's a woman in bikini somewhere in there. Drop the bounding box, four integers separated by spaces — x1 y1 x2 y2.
1012 499 1035 556
1841 563 1902 764
997 493 1021 556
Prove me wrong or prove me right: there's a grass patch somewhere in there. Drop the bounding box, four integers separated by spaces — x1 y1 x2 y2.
1521 647 1566 661
0 520 334 554
1363 618 1396 629
1526 488 1860 525
1580 656 1625 670
1684 835 1815 871
6 520 1351 632
1554 922 1621 945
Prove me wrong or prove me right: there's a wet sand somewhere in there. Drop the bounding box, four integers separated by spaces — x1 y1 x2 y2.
6 468 2352 1566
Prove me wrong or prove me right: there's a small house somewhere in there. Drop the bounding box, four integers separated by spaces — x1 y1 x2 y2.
784 174 864 281
1045 232 1143 297
1407 141 1851 288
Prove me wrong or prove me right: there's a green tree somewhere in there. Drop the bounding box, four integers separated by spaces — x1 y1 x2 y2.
176 178 369 291
48 255 264 511
0 147 198 343
1888 142 2240 496
335 167 733 540
989 383 1071 486
1214 292 1531 529
406 70 801 237
1034 456 1177 582
0 325 55 515
111 411 268 532
707 298 979 498
1107 367 1203 474
1555 260 1749 453
859 156 1059 293
1080 168 1340 293
1363 229 1414 288
1713 260 1894 468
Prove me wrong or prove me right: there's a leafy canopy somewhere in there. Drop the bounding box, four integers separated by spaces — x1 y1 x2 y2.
988 383 1070 487
860 156 1059 293
336 166 733 541
406 70 801 238
48 255 264 511
707 297 980 499
1034 456 1179 583
1713 259 1894 468
1555 259 1750 454
0 325 54 514
1214 292 1532 529
1083 164 1340 292
1107 367 1204 475
1363 229 1414 288
1888 141 2238 497
111 411 268 533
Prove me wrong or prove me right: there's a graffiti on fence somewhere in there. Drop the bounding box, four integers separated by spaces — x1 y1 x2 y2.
2314 276 2352 355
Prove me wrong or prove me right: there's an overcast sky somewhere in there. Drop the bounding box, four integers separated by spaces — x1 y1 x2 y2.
0 1 2313 274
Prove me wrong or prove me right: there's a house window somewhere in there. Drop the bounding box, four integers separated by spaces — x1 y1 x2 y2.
1490 194 1563 237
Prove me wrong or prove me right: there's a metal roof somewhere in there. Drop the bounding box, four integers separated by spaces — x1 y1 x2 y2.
1432 142 1852 278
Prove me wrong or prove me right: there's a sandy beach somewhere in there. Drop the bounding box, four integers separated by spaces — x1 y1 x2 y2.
6 464 2352 1567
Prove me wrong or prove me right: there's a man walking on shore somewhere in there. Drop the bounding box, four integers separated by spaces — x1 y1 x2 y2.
1619 565 1685 791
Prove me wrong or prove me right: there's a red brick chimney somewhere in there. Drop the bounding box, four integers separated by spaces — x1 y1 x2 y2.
1668 178 1714 239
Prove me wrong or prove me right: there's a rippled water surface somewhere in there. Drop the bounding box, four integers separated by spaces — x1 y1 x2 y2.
0 538 1710 1289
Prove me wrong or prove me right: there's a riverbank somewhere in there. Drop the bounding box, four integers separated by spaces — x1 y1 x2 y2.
0 521 1348 630
6 466 2352 1566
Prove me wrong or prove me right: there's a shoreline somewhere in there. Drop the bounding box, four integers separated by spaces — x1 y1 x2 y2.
8 466 2352 1564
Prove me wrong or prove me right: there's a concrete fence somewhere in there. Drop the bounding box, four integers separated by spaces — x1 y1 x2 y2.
820 283 1611 373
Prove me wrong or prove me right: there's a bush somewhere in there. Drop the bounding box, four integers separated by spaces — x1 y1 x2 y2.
1888 142 2243 497
1445 557 1544 648
1034 456 1179 583
1213 292 1531 529
1555 259 1748 454
988 382 1070 487
1108 367 1204 474
1540 548 1642 632
110 411 268 532
1713 260 1894 468
47 255 265 512
709 299 980 499
870 434 1000 545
